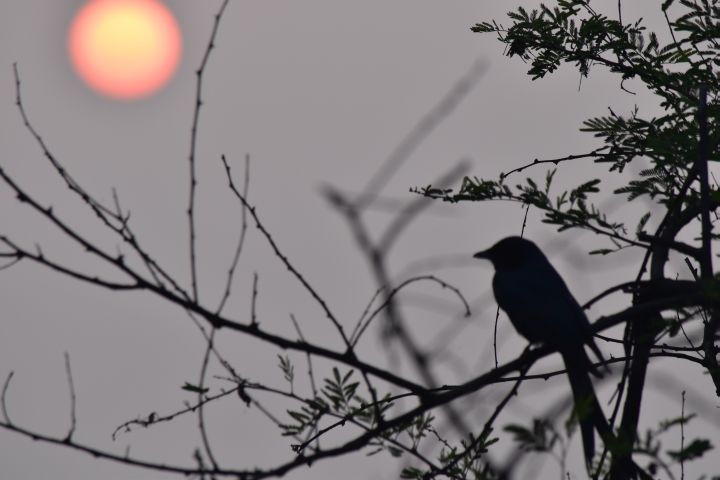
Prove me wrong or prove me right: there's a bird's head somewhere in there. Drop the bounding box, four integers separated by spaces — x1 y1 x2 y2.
473 236 545 270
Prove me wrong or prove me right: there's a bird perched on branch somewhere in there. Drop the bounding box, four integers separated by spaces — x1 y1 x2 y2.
474 236 608 466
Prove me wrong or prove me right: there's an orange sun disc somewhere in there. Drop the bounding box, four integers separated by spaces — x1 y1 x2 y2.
69 0 182 100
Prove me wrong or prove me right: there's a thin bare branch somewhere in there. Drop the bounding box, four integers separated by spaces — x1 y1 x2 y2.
500 147 610 180
0 420 242 477
424 352 534 479
1 293 707 479
217 154 250 314
351 275 471 347
349 287 385 344
113 387 236 441
0 235 139 291
220 154 352 348
250 272 259 328
1 371 14 424
12 65 189 299
63 352 77 442
197 329 219 469
188 0 231 302
289 314 318 398
2 161 428 392
0 252 22 271
12 63 119 227
326 167 474 437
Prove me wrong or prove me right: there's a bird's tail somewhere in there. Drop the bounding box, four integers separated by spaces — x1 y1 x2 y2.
564 353 650 479
562 349 607 468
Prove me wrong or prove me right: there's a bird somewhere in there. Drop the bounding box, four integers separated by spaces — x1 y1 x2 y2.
473 236 608 466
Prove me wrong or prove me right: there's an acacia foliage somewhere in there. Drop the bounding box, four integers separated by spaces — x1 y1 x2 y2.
423 0 720 251
417 0 720 478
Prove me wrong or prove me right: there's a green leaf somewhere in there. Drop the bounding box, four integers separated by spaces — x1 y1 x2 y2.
400 466 424 479
387 446 404 457
277 354 295 385
658 413 697 433
505 420 557 452
287 409 308 424
667 438 712 462
181 382 209 394
636 212 651 235
661 0 676 11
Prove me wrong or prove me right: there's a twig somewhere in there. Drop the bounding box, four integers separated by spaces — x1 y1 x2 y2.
492 305 501 369
197 328 219 470
250 272 259 328
423 354 534 479
0 236 137 291
327 165 476 437
0 172 149 289
220 155 351 347
217 154 250 314
1 420 239 477
495 203 532 368
289 314 318 398
220 155 384 418
349 287 385 344
187 306 428 393
12 64 118 226
1 303 704 480
500 147 610 180
113 387 236 440
1 371 13 424
187 0 231 302
351 275 471 347
288 393 440 471
680 390 686 480
0 253 22 271
63 352 77 442
12 65 189 300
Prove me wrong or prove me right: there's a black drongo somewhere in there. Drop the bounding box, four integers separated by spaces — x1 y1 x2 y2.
474 236 608 465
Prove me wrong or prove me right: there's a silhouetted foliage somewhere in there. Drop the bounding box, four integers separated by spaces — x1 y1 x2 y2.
418 0 720 478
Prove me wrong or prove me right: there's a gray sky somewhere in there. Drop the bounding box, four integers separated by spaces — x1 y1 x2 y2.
1 1 717 479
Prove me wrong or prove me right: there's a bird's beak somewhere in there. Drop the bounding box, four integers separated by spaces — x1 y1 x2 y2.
473 250 489 260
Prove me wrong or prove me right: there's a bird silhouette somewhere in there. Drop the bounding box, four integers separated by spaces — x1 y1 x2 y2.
474 236 608 466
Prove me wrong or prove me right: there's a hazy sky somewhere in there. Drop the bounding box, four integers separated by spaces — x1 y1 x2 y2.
1 1 716 479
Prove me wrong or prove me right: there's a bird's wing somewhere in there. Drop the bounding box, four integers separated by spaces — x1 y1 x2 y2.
562 278 609 371
492 266 592 347
493 266 609 376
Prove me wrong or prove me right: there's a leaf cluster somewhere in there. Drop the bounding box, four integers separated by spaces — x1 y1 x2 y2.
420 0 720 255
415 169 628 251
504 418 563 453
400 429 499 480
280 367 380 438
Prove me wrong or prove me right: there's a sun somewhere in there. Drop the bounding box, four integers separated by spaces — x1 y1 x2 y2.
68 0 182 100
